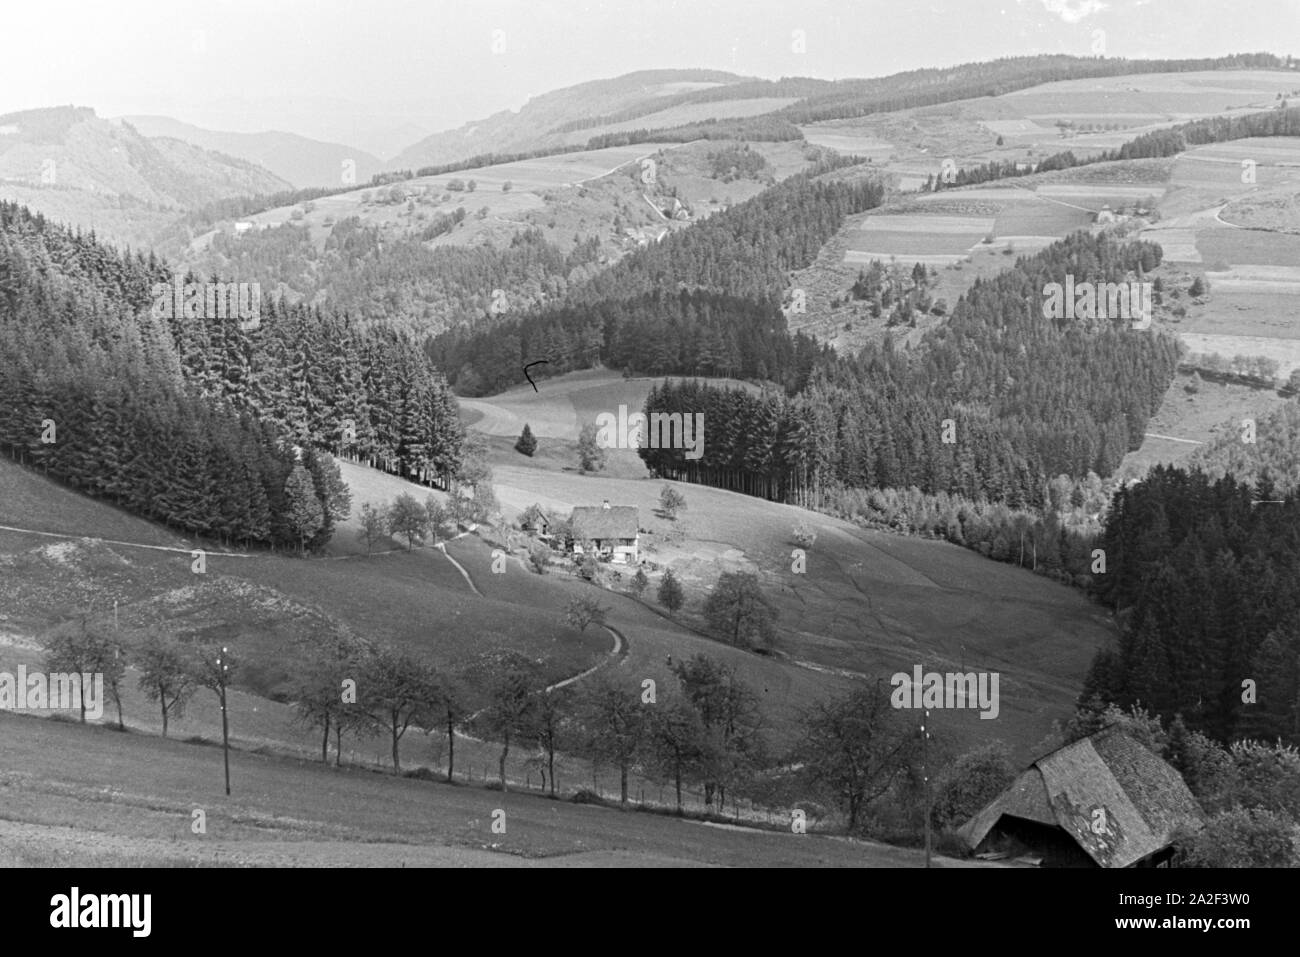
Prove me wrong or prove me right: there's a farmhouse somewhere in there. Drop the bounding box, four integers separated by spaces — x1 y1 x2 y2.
956 727 1203 867
569 501 639 564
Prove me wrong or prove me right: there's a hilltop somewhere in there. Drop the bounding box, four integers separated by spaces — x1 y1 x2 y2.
123 115 385 189
0 106 291 249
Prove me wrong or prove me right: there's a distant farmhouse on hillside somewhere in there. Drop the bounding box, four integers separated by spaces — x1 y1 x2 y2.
957 728 1203 868
569 501 639 565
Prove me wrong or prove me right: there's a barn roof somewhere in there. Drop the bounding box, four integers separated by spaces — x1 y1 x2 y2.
570 506 638 540
957 727 1204 867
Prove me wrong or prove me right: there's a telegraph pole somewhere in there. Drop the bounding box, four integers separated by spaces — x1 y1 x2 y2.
216 646 231 796
922 708 932 869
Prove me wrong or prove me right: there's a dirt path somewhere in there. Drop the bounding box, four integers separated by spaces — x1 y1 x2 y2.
546 623 626 692
435 540 482 596
0 524 253 557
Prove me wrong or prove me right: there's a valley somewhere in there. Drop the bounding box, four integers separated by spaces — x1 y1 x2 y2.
3 26 1299 877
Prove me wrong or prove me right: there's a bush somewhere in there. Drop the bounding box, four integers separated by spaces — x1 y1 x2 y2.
527 541 551 574
792 521 817 549
1173 808 1299 867
630 567 649 597
931 742 1017 831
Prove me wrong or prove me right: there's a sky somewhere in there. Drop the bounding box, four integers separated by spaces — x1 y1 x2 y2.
2 0 1296 157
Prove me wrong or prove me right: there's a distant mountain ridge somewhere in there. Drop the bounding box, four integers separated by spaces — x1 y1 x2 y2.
0 106 290 206
122 115 384 188
388 68 754 170
0 105 291 249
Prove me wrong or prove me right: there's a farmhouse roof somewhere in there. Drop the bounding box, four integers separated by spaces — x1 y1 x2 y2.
570 505 638 540
957 727 1204 868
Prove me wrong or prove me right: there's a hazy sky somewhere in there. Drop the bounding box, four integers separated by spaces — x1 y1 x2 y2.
3 0 1296 156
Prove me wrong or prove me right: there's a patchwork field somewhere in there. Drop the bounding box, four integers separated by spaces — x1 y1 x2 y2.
800 70 1300 194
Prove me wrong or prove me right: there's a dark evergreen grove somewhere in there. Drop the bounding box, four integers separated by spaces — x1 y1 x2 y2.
1083 467 1300 746
639 231 1179 510
0 201 463 550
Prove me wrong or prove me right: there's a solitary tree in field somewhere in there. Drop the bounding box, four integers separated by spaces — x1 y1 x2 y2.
799 680 917 832
515 423 538 457
134 629 197 737
659 484 686 520
577 423 606 473
704 571 779 650
565 595 609 633
357 501 387 553
386 493 427 550
284 464 324 555
658 568 685 612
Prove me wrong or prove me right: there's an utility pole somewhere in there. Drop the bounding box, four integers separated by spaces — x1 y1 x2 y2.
216 646 231 796
922 708 932 869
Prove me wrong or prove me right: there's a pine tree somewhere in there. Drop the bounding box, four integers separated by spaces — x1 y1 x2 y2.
284 462 324 555
658 568 685 612
515 423 538 457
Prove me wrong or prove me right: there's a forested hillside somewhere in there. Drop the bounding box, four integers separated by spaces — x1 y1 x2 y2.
1084 467 1300 745
640 232 1179 508
1190 402 1300 491
184 219 603 334
0 202 463 549
431 158 882 394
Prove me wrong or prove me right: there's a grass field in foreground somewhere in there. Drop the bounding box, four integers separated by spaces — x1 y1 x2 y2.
0 711 987 867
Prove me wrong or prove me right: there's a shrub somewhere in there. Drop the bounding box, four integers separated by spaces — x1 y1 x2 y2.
1173 808 1299 867
527 541 551 574
931 742 1016 831
792 521 817 549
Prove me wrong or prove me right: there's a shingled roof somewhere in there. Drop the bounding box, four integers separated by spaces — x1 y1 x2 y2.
957 727 1204 867
569 505 638 540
